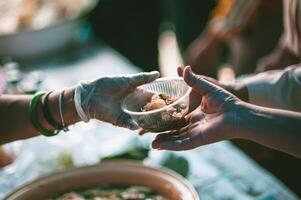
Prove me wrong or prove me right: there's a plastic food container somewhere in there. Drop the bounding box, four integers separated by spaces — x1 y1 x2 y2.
122 77 191 132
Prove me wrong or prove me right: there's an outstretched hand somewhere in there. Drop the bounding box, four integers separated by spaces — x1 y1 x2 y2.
75 71 160 130
152 66 241 151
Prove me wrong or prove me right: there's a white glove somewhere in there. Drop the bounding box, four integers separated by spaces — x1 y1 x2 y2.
74 71 160 130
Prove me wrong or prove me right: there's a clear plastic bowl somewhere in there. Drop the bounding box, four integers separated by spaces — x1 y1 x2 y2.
122 77 191 132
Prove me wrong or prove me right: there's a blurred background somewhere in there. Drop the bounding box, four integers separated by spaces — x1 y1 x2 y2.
0 0 300 199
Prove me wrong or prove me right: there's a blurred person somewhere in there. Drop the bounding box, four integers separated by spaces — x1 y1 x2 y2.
0 71 159 145
256 0 301 72
185 0 283 76
183 0 301 194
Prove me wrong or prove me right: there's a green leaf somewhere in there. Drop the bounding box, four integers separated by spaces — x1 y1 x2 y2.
161 153 189 177
101 146 149 162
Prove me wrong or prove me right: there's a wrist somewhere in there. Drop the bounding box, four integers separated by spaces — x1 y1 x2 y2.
234 102 266 140
47 87 81 127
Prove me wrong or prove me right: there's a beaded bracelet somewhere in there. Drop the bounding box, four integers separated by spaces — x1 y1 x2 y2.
29 92 60 137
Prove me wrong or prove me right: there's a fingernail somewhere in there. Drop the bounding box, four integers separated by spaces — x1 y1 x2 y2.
128 120 139 130
184 66 195 85
152 140 160 149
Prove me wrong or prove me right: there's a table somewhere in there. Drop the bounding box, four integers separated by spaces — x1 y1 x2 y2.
0 41 298 200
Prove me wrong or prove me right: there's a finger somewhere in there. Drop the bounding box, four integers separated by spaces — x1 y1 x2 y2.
128 71 160 88
189 110 206 123
154 125 189 141
155 132 179 141
177 66 185 77
152 135 193 151
188 90 202 112
124 119 139 130
183 66 221 96
116 112 139 130
169 118 189 130
138 128 149 136
172 125 190 134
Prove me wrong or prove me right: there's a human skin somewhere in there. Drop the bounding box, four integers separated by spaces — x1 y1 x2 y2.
0 87 79 145
152 66 301 158
0 72 160 145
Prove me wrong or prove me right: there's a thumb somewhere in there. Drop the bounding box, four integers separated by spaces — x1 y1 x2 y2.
128 71 160 88
183 66 220 96
116 112 140 130
177 66 185 77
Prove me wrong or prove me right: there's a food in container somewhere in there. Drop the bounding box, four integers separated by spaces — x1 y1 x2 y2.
4 162 199 200
122 77 191 132
50 185 168 200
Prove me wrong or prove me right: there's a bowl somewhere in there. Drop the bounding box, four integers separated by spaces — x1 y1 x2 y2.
4 161 199 200
122 77 191 132
0 1 98 60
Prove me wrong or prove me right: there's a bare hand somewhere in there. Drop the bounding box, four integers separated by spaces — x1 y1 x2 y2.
152 66 241 150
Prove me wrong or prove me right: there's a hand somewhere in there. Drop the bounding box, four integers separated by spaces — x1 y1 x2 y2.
256 46 300 72
185 32 224 75
74 71 160 130
152 66 242 151
178 66 249 105
138 66 248 136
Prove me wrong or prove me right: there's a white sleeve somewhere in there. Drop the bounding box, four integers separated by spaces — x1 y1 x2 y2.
240 66 301 112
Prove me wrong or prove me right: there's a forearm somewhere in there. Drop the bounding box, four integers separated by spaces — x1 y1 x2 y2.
0 87 80 145
238 102 301 158
0 95 37 144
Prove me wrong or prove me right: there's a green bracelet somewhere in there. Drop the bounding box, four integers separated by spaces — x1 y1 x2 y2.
30 92 60 137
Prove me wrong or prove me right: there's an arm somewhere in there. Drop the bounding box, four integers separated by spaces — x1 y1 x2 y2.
256 36 300 72
0 71 160 145
0 87 79 145
153 66 301 158
238 103 301 158
185 0 261 75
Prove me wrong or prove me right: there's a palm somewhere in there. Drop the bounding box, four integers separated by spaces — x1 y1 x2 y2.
188 108 234 148
152 98 236 151
78 71 160 130
89 77 135 125
152 66 239 151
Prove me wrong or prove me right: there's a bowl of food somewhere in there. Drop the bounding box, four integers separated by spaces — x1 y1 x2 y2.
122 77 191 132
0 0 98 60
4 161 199 200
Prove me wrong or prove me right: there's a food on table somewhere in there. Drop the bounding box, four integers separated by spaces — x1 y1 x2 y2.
51 185 169 200
0 0 96 35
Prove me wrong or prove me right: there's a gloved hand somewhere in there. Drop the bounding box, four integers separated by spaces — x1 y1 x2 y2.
74 71 160 130
152 66 241 150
